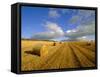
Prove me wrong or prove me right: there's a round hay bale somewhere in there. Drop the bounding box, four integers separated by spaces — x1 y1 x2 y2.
40 45 49 58
31 44 43 56
52 42 56 46
56 42 61 45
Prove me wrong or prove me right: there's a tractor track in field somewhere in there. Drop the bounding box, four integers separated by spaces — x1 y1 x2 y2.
21 41 96 71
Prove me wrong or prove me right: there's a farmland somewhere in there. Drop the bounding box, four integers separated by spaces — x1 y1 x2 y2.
21 40 95 71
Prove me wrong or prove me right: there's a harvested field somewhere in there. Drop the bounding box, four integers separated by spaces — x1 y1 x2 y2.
21 40 96 71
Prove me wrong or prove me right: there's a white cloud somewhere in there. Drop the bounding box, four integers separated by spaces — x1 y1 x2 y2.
66 29 77 33
32 22 64 40
45 21 64 36
32 9 95 41
69 10 95 25
49 9 60 18
77 35 95 40
65 21 95 39
77 36 87 40
65 10 95 40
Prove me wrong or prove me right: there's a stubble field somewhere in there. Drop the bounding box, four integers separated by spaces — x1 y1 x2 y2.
21 40 95 71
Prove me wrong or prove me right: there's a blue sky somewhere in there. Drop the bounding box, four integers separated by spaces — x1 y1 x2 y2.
21 6 95 41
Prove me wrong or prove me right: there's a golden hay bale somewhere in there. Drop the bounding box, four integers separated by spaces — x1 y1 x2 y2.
25 44 43 56
52 42 61 46
40 45 59 59
44 42 54 46
52 42 56 46
32 44 43 56
56 42 62 45
40 45 49 58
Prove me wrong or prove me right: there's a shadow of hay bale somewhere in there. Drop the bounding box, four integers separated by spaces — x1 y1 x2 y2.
24 44 43 56
25 50 40 56
24 42 62 57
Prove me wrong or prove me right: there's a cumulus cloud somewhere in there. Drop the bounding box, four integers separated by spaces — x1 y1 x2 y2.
64 9 95 40
32 22 64 40
49 9 60 18
32 9 95 41
69 10 95 25
65 21 95 39
45 22 64 35
77 35 95 40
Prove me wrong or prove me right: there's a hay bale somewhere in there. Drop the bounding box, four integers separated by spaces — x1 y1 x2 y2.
52 42 56 46
52 42 61 46
59 42 62 44
25 44 43 56
86 42 91 46
32 44 43 56
40 45 49 58
55 42 61 45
